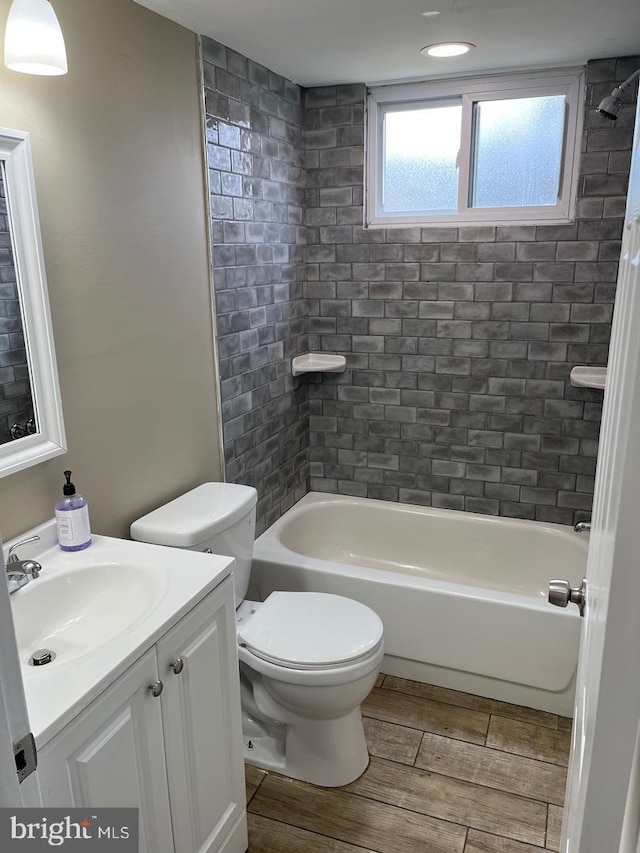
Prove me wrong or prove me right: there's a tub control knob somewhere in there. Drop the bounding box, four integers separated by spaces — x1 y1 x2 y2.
548 578 587 617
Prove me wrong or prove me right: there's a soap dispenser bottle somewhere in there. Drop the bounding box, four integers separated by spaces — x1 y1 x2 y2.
55 470 91 551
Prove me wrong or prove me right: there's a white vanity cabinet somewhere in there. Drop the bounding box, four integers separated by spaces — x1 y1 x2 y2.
157 578 246 853
36 575 248 853
36 649 175 853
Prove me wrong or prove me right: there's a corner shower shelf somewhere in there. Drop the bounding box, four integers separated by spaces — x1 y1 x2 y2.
292 353 346 377
570 366 607 390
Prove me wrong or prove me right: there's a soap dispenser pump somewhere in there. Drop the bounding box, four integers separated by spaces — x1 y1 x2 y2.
55 470 91 551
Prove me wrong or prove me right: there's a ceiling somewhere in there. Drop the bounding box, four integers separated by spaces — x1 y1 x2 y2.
133 0 640 87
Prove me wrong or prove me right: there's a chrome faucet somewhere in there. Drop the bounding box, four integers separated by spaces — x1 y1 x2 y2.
5 535 42 594
574 521 591 534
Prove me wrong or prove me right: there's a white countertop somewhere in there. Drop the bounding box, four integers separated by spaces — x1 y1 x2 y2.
6 524 233 747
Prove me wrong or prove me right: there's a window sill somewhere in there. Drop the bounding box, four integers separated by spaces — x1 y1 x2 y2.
366 212 575 230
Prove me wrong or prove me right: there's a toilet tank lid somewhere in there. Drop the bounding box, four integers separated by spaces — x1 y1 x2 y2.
130 483 257 547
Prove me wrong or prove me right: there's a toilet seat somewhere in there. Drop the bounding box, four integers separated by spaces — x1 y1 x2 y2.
238 591 383 670
238 638 384 687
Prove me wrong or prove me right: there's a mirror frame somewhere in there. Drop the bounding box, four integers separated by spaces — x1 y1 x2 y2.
0 127 65 477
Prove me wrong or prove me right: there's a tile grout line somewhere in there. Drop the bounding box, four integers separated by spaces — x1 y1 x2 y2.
462 825 470 853
344 765 549 840
475 743 568 768
364 743 566 807
484 716 570 767
330 786 475 840
377 697 561 736
469 826 556 852
363 708 568 767
411 758 567 807
363 709 496 751
489 712 573 731
353 759 559 810
249 777 477 852
344 788 545 851
245 768 268 806
246 810 384 853
413 730 427 767
377 680 568 732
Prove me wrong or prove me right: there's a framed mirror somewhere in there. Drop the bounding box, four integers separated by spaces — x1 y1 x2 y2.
0 127 65 477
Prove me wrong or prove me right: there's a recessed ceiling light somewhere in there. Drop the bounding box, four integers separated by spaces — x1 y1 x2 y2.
421 42 476 58
421 10 441 16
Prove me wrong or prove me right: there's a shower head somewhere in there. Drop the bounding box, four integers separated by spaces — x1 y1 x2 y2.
596 68 640 121
596 89 624 121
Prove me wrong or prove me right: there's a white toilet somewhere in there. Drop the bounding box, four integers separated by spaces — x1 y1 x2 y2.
130 482 384 787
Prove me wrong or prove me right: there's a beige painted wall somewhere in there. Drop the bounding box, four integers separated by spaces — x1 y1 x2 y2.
0 0 222 539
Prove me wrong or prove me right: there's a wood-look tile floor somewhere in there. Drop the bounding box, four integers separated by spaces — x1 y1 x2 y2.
245 674 571 853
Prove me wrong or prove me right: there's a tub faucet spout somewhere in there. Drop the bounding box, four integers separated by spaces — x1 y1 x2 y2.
574 521 591 534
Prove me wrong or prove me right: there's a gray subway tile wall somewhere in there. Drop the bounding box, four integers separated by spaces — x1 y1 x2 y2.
204 39 638 530
203 37 309 534
305 57 637 526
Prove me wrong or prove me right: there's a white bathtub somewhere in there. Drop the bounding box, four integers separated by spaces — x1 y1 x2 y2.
251 492 588 716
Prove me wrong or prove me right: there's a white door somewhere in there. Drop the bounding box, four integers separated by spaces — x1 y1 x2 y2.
0 532 39 807
562 97 640 852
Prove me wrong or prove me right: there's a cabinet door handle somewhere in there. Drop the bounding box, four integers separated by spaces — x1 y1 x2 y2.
149 680 164 697
171 658 184 675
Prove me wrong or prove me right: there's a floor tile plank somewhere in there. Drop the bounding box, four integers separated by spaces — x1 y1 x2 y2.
363 717 423 766
248 813 377 853
363 686 489 745
245 765 268 804
557 716 573 733
465 829 554 852
416 731 567 805
486 717 571 767
382 676 561 730
546 806 563 851
249 772 467 853
345 757 547 847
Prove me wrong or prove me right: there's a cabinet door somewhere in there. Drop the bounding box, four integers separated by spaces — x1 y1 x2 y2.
158 577 247 853
37 649 174 853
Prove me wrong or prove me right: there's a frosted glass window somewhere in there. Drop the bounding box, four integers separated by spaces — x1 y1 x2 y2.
367 69 583 226
383 103 462 213
472 96 566 208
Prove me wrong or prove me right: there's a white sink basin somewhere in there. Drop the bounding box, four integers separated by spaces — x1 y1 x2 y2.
4 521 234 747
12 562 165 666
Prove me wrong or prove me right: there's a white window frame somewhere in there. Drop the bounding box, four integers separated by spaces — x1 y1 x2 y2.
365 67 585 229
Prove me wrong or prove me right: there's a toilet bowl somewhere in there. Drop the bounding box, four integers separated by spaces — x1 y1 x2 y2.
131 483 384 787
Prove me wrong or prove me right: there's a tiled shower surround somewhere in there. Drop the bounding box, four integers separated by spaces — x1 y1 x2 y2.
203 37 308 533
304 57 637 526
205 41 638 531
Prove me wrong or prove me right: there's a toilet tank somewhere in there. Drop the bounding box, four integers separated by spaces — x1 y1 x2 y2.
130 483 258 607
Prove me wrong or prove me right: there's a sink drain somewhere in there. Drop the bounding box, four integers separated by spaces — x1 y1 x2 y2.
29 649 56 666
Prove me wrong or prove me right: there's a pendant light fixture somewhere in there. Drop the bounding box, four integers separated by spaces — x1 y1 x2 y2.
4 0 68 76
